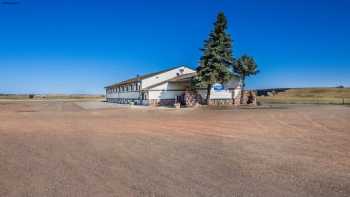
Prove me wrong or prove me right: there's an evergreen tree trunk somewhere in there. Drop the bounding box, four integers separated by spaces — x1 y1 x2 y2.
240 76 245 104
206 84 212 105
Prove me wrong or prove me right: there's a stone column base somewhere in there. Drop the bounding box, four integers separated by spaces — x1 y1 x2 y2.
148 99 176 106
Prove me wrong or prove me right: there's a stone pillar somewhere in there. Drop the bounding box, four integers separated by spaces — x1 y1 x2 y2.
249 91 257 105
234 90 241 106
234 97 241 106
184 90 202 107
233 86 242 106
242 91 249 105
240 91 257 106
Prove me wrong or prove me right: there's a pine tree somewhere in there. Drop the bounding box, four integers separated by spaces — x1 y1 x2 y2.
194 12 234 104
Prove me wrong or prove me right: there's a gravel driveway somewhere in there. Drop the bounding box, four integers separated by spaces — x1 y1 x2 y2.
0 101 349 197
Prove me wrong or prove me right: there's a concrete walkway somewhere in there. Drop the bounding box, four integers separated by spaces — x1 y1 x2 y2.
75 101 174 110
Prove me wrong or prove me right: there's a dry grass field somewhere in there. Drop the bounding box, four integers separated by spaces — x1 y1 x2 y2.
258 88 350 104
0 101 349 197
0 94 104 101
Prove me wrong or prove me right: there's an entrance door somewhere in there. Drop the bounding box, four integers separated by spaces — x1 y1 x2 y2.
141 92 147 100
176 95 185 105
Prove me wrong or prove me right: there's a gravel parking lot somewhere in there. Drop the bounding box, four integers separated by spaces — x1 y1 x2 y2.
76 101 135 109
0 101 349 197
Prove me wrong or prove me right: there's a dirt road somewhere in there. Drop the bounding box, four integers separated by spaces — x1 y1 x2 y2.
0 101 349 197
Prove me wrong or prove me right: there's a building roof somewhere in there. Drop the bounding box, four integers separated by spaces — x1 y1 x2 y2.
143 72 241 90
142 72 196 90
169 72 196 82
105 65 191 88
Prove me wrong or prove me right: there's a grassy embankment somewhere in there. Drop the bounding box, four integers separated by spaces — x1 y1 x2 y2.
257 88 350 104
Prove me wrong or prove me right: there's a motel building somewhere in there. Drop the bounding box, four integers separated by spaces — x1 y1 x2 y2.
105 65 241 106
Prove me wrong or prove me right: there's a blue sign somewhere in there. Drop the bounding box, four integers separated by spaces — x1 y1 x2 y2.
213 83 224 91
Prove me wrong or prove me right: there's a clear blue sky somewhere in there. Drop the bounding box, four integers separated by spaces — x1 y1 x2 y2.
1 0 349 94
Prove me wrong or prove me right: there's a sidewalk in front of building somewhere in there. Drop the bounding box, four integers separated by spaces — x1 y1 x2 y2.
75 101 177 110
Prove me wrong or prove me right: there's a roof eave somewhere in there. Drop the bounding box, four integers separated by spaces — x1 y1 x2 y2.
105 65 193 88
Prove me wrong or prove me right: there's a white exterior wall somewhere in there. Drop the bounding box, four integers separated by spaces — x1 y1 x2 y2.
106 81 140 99
197 89 235 99
107 91 140 99
148 82 188 100
233 86 241 99
141 66 195 89
197 79 241 99
148 91 184 100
